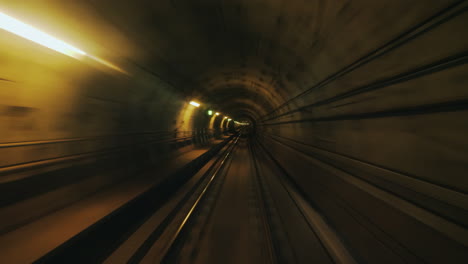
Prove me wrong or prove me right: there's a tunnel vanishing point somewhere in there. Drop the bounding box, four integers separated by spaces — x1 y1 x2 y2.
0 1 467 263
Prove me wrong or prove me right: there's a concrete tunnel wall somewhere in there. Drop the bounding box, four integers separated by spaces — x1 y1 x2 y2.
0 59 211 232
0 0 218 230
0 0 467 263
255 2 468 263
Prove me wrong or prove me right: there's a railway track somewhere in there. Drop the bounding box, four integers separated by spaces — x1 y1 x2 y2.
134 134 354 263
35 133 355 263
157 135 280 264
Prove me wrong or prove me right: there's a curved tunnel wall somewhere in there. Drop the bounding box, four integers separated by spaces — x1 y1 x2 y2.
0 1 214 231
255 2 468 263
0 0 467 263
0 62 207 234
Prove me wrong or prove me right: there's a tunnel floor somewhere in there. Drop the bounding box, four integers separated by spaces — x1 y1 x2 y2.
0 136 349 263
156 137 342 264
167 139 269 264
0 140 223 263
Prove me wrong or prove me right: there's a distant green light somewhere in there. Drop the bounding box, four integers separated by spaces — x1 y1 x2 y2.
208 110 213 116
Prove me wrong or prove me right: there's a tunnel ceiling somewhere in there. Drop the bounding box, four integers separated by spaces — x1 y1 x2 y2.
3 0 450 121
81 0 343 116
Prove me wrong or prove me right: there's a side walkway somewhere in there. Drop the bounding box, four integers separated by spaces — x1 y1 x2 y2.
0 140 224 264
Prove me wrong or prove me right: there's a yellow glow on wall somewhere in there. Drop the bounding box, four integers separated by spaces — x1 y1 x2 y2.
0 10 126 74
209 114 216 129
220 117 227 130
175 102 197 132
87 55 127 74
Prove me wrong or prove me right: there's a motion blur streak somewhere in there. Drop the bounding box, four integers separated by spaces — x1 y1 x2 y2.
87 55 128 75
0 10 125 74
0 11 85 58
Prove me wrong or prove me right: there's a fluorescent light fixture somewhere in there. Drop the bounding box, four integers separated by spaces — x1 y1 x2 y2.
208 110 213 115
0 11 86 59
0 11 127 74
189 101 200 107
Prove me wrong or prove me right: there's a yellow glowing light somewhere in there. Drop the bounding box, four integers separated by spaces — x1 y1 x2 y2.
228 119 232 121
190 101 200 107
88 55 127 74
0 11 127 74
208 110 213 115
0 11 86 59
215 112 220 116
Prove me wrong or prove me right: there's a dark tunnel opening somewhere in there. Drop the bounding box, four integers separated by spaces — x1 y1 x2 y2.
0 1 467 263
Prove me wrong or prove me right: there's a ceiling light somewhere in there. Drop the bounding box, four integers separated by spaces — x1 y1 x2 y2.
189 101 200 107
0 11 126 74
0 11 85 58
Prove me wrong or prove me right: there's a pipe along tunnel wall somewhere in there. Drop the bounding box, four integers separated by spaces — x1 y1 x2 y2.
0 0 467 263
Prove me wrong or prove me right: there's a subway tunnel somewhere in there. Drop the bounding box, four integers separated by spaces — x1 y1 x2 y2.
0 0 467 263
